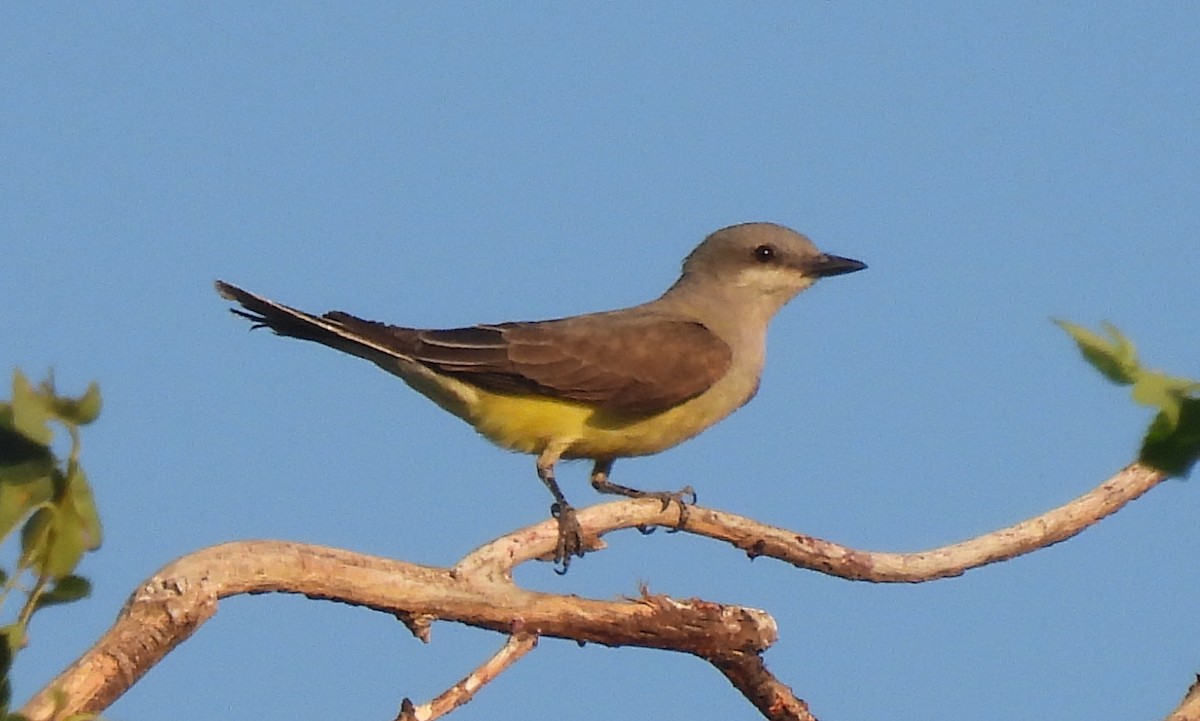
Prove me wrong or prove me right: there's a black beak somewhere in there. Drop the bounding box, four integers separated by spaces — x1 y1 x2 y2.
810 253 867 277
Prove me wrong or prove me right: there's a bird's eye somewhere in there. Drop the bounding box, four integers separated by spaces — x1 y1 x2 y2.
753 245 776 263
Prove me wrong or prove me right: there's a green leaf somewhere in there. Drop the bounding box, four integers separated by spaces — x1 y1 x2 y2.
62 466 102 552
0 471 53 546
21 470 99 578
19 508 54 571
44 518 88 579
1058 321 1200 477
1055 319 1139 385
0 667 9 714
33 575 92 610
0 625 21 713
0 454 54 488
1130 372 1194 429
1140 397 1200 477
8 372 52 446
0 625 14 677
0 626 13 678
0 405 57 544
48 539 85 581
21 504 88 580
50 382 101 426
0 426 53 470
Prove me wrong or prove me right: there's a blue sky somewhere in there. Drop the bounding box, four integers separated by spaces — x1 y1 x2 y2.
3 4 1198 720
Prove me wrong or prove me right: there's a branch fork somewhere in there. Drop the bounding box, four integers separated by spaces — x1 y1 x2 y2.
20 462 1185 721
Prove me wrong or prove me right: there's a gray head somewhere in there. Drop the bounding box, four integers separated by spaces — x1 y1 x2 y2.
674 223 865 307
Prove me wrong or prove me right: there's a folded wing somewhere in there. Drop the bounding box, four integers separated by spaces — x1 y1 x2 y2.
216 281 732 416
382 314 732 415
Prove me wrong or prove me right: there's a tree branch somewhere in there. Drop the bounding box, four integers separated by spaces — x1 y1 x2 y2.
20 461 1171 721
459 462 1167 583
1166 675 1200 721
397 633 538 721
709 650 816 721
20 540 776 720
688 461 1168 582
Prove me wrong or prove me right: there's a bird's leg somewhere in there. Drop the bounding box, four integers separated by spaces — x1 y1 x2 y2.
536 449 584 573
589 460 695 533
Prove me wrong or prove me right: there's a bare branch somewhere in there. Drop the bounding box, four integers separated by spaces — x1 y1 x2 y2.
709 650 816 721
687 462 1169 582
398 633 539 721
20 461 1170 721
1165 674 1200 721
461 462 1168 582
20 541 775 721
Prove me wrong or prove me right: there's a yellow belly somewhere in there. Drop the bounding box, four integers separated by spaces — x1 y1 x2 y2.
389 355 755 461
466 386 742 460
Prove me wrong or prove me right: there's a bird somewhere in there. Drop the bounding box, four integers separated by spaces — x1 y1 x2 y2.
215 222 865 571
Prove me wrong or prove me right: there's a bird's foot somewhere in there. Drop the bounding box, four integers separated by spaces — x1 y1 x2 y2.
591 477 696 535
550 501 586 574
633 485 695 533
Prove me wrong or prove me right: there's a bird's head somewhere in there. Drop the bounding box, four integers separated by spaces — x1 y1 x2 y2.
676 222 866 308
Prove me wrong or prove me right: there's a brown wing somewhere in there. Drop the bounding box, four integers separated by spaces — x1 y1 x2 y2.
327 310 733 416
215 281 732 416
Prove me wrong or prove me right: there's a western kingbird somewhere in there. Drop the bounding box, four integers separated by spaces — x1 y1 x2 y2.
216 222 865 570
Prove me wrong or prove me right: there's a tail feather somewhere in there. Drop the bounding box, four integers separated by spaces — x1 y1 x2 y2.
215 280 333 341
213 280 409 364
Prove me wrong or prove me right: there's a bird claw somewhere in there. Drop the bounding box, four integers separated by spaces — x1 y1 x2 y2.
549 482 697 569
550 502 585 574
640 486 696 533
